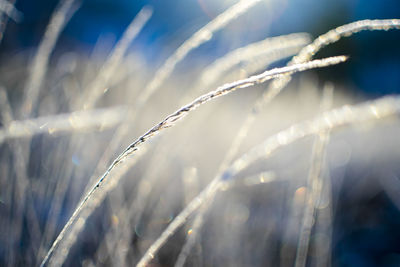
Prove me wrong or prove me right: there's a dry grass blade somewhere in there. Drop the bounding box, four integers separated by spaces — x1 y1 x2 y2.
174 170 279 267
40 55 346 267
0 87 43 266
138 95 400 267
48 145 149 267
0 86 13 124
0 0 16 44
172 35 312 264
175 22 400 257
136 0 262 109
20 0 78 118
103 56 347 190
81 6 153 109
294 83 334 267
93 34 311 265
0 0 21 22
198 32 311 91
79 0 262 205
293 19 400 64
260 19 400 120
34 8 152 264
0 106 126 143
229 19 400 172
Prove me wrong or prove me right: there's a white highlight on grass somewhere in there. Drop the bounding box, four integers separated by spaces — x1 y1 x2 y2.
0 106 126 143
294 83 333 267
81 6 153 109
137 0 263 109
138 95 400 267
266 19 400 111
85 0 265 189
198 33 311 90
0 0 22 22
20 0 78 118
172 19 400 265
40 56 346 267
0 87 13 125
96 32 311 266
78 0 265 227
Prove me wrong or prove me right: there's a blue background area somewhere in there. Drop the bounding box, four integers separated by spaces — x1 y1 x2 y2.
2 0 399 98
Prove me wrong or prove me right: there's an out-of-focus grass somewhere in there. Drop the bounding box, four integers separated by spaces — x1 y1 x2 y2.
0 1 400 267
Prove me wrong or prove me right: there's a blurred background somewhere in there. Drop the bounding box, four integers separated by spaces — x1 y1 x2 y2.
0 1 400 266
2 0 400 96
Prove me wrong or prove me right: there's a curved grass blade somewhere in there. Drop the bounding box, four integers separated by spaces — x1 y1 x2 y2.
20 0 79 118
40 56 347 267
138 94 400 267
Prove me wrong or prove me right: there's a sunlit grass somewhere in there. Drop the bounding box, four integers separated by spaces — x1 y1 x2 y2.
0 1 399 266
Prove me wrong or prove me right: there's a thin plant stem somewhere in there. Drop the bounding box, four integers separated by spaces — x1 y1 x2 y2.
81 0 265 201
259 19 400 123
0 0 19 45
137 0 263 109
102 34 311 265
80 6 153 110
196 32 311 92
294 83 334 267
20 0 79 118
40 56 346 267
0 106 126 143
0 0 22 22
138 94 400 267
0 87 42 266
35 7 152 263
171 19 400 264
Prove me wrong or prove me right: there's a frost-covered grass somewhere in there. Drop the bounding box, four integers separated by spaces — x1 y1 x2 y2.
1 1 400 266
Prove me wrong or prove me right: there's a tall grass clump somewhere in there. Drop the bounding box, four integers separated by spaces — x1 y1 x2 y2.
0 0 400 266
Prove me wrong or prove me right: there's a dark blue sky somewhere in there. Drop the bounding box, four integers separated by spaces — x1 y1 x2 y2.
2 0 400 96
